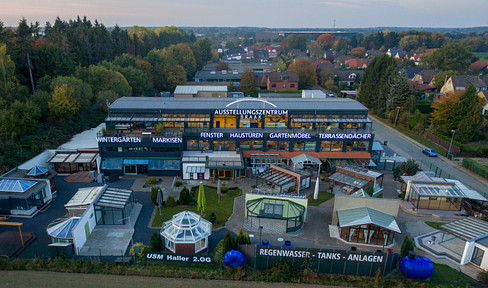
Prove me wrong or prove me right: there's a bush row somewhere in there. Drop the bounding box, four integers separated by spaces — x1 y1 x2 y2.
463 158 488 179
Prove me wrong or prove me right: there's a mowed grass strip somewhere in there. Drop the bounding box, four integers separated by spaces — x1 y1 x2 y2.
151 186 242 229
307 191 334 206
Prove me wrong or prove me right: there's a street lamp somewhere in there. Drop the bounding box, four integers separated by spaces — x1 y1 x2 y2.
448 130 456 158
393 107 401 127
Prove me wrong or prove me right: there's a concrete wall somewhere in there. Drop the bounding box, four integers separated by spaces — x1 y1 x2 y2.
331 195 400 225
245 193 308 221
72 203 97 255
461 239 488 271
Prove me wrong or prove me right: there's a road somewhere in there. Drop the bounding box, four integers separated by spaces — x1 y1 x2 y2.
370 116 488 196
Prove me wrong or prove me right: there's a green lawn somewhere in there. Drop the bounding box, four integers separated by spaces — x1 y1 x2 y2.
476 52 488 60
425 221 444 230
151 186 242 229
426 263 479 287
375 193 384 198
307 191 334 206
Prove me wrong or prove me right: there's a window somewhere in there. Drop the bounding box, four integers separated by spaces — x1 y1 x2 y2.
471 247 485 266
283 84 286 88
290 84 295 88
167 239 175 252
271 84 276 88
195 238 207 252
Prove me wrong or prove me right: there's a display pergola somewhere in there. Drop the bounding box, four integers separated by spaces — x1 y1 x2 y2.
246 197 305 233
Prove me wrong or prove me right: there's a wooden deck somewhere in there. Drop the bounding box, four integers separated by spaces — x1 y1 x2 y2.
64 171 98 183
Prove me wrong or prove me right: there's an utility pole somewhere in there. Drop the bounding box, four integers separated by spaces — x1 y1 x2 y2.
333 19 336 30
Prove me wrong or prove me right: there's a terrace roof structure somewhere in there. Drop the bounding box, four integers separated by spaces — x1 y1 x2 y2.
441 217 488 241
337 207 401 233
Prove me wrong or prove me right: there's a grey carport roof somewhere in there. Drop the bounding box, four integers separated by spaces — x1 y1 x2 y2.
337 207 401 233
441 217 488 241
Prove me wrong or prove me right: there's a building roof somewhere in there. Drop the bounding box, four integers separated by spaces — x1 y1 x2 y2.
441 217 488 241
174 85 228 95
328 171 369 189
450 75 488 90
47 151 98 164
194 70 241 81
291 153 322 166
337 207 401 233
403 67 422 79
109 97 369 113
476 235 488 247
417 69 439 84
0 179 37 193
469 60 488 72
350 188 371 198
65 186 104 208
346 58 369 68
371 141 384 151
268 71 299 82
301 90 327 99
335 70 364 82
47 217 80 240
161 210 212 243
95 187 133 209
26 166 48 177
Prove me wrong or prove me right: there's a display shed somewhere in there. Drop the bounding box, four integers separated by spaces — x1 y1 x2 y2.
246 197 306 233
160 211 212 254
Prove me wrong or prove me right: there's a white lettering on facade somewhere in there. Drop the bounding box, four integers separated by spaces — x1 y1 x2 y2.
152 137 183 144
200 132 224 138
96 136 142 143
269 133 311 139
229 132 263 139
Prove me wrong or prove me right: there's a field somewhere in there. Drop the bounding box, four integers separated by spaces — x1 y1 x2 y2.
475 52 488 60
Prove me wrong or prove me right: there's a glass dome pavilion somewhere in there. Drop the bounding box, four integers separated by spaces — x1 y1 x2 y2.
160 210 212 254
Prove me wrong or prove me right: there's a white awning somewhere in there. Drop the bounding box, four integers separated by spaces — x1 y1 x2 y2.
186 166 206 174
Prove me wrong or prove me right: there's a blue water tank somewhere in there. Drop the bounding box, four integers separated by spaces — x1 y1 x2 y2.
224 250 245 268
400 255 434 279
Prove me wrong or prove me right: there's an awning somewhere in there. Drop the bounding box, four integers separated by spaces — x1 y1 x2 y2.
186 166 206 173
441 217 488 241
328 172 368 189
123 159 149 165
337 207 401 233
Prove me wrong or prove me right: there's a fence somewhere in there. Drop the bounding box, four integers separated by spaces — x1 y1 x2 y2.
239 244 398 277
427 133 460 155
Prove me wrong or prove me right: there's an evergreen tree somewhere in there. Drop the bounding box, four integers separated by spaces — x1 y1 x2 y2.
150 232 163 252
400 236 415 259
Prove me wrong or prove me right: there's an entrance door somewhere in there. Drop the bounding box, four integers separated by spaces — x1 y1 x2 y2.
137 164 148 174
124 165 137 175
197 173 204 180
215 121 220 128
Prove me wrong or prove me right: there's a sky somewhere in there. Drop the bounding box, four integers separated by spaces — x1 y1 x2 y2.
0 0 487 28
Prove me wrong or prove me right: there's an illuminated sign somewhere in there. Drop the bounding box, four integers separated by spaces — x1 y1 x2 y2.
200 132 224 138
214 109 288 119
230 132 263 139
319 133 372 140
146 252 212 263
152 137 183 144
258 247 384 263
96 137 142 143
269 132 311 139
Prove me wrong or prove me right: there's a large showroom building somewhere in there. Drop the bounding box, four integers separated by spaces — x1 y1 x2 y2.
97 97 374 179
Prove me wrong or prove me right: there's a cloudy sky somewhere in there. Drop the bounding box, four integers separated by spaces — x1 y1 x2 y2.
0 0 487 28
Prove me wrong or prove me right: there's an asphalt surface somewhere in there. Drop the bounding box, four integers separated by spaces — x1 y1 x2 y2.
371 116 488 196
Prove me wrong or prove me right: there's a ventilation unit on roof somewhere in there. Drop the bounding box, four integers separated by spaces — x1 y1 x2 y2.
210 71 216 74
232 71 238 74
222 70 227 74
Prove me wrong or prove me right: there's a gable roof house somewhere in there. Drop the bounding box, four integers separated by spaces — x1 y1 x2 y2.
469 60 488 72
366 49 383 58
267 71 299 90
346 58 369 69
404 67 422 80
477 91 488 115
413 69 440 85
387 48 405 59
335 70 364 87
440 75 488 95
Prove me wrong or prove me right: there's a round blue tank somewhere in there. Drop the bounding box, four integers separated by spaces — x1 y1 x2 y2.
400 256 434 279
224 250 245 268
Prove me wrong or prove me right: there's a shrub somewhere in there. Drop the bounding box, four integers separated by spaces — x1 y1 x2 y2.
400 236 415 259
151 186 161 206
175 181 182 187
166 195 176 207
364 186 374 197
213 239 225 263
398 191 406 199
236 228 251 245
320 176 325 181
221 186 230 194
150 232 162 252
129 242 151 258
179 187 191 205
393 159 419 180
147 177 157 185
223 232 236 252
209 212 216 224
463 158 488 179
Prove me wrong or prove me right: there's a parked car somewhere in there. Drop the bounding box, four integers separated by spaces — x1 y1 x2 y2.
422 148 438 157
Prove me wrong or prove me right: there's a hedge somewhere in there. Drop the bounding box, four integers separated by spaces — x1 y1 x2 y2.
462 158 488 179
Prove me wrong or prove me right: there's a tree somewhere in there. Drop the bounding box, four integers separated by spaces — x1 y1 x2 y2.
150 232 163 252
48 84 81 119
240 68 258 96
192 38 212 70
80 65 132 96
400 236 415 259
162 64 186 92
179 187 191 205
236 228 251 245
393 159 419 180
166 195 176 207
215 61 229 71
284 34 307 52
223 232 236 252
50 76 94 110
332 37 348 52
433 70 458 90
407 109 429 132
151 186 161 206
421 43 474 71
309 42 323 59
315 34 336 49
95 90 120 112
288 58 317 89
351 47 366 57
165 43 196 80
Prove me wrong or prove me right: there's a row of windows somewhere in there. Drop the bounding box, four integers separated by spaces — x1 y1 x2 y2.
103 147 180 153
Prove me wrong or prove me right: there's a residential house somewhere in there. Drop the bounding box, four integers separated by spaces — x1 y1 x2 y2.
346 58 369 69
470 60 488 72
366 49 383 58
387 48 406 59
335 54 353 65
267 71 299 90
336 70 364 87
264 45 278 58
413 69 439 86
440 75 488 95
477 91 488 115
409 53 423 65
403 67 422 80
287 49 307 58
407 80 435 93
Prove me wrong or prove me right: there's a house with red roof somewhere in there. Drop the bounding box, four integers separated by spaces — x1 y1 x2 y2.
346 58 369 69
267 71 299 90
470 60 488 72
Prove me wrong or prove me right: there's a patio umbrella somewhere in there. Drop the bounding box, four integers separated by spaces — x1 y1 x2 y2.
313 176 320 200
197 182 206 215
217 179 221 203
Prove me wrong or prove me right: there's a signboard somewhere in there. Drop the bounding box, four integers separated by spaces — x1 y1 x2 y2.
152 137 183 144
214 109 288 120
96 136 142 143
258 247 384 263
318 133 372 140
145 252 212 264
